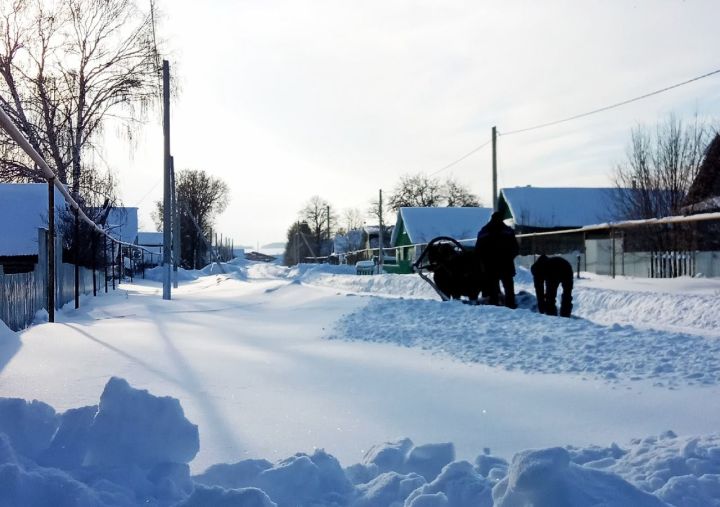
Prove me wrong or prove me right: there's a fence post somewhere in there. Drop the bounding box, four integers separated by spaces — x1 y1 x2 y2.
48 180 55 322
112 242 116 290
92 231 97 297
37 228 47 316
55 234 63 310
104 234 108 293
611 228 616 279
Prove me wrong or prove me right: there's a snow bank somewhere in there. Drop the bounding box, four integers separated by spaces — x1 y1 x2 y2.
492 447 666 506
331 296 720 387
2 380 719 506
0 377 198 506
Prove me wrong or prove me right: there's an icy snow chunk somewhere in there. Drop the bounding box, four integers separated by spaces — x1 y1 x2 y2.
362 438 455 482
474 453 508 478
39 405 97 469
0 462 111 507
0 433 18 465
353 471 426 507
364 437 414 474
404 461 493 507
255 449 353 507
492 447 666 507
405 443 455 482
147 462 194 501
405 491 449 507
85 377 199 467
194 458 273 489
179 484 277 507
0 398 59 459
345 462 379 485
655 474 720 507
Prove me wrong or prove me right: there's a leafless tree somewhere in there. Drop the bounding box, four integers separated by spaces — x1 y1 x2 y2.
0 0 160 200
388 174 444 210
342 207 365 232
387 173 479 210
613 115 712 251
154 170 229 269
299 195 336 257
614 115 709 220
444 177 481 207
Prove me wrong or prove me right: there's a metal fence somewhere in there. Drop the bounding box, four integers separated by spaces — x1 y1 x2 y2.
0 262 103 331
0 271 44 331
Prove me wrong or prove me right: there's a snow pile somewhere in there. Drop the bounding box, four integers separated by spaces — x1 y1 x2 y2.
571 432 720 507
2 378 720 506
0 377 198 506
492 447 665 506
331 297 720 387
281 263 720 338
569 282 720 336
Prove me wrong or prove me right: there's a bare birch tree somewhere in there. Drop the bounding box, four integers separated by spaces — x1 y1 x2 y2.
0 0 160 201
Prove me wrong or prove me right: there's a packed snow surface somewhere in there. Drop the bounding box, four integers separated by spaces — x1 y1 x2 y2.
1 260 719 505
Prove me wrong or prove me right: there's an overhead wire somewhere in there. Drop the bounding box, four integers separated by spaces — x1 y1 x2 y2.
424 66 720 179
499 67 720 137
428 138 492 177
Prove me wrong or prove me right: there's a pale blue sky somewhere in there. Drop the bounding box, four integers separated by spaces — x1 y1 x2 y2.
106 0 720 246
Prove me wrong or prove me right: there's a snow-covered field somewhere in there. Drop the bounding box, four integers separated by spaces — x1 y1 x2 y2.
1 258 719 506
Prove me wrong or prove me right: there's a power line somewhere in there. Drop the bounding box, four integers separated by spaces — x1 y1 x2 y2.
428 138 492 177
500 67 720 136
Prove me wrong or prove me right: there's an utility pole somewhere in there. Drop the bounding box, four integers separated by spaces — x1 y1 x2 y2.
378 189 384 274
162 59 171 300
47 179 55 322
171 157 179 288
295 221 300 265
492 126 498 211
74 204 79 309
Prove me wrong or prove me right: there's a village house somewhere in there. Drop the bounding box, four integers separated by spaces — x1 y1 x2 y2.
0 183 66 274
388 206 493 273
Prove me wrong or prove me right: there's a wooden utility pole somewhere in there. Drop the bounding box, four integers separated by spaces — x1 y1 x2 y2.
492 126 498 211
171 157 179 288
47 179 55 322
162 59 172 300
378 189 384 273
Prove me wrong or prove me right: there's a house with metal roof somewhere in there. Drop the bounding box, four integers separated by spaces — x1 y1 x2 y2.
0 183 66 273
388 206 493 273
497 186 619 233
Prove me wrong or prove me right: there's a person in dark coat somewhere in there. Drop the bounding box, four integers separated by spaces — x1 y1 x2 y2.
531 254 574 317
475 211 519 308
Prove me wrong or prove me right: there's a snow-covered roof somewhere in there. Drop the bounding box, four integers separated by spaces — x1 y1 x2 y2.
500 187 618 228
104 207 138 243
0 183 66 256
391 207 493 245
137 231 164 246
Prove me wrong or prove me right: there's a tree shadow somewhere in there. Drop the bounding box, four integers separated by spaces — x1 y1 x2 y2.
148 313 245 461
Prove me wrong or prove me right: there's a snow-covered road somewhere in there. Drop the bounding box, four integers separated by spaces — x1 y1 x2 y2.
1 262 718 479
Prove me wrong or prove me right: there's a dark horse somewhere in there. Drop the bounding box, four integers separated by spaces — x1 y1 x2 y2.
413 237 487 302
